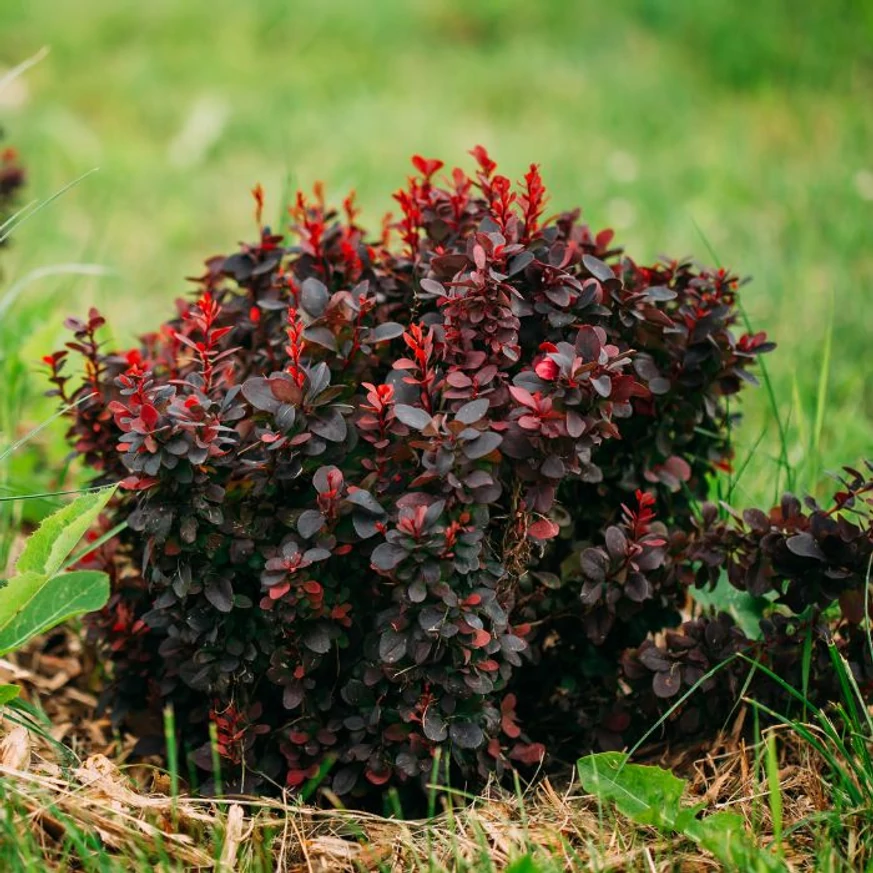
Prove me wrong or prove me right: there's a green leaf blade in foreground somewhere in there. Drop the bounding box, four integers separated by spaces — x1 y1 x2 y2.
0 569 109 656
0 684 20 705
15 485 116 577
577 751 685 827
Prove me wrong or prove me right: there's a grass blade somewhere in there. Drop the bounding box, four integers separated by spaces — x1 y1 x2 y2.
0 46 49 94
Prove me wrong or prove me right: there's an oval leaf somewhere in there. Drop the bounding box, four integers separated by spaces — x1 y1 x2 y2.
300 277 330 317
449 721 484 750
394 404 433 430
379 629 408 665
455 398 490 425
0 570 110 656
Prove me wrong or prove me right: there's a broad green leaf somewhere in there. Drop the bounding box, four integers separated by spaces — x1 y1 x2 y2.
15 485 116 577
683 809 746 847
577 752 685 827
687 812 786 872
0 684 20 705
0 569 109 655
505 855 546 873
691 576 771 639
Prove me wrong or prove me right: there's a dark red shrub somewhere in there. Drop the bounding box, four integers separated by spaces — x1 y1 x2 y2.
50 149 776 804
621 464 873 737
0 137 25 244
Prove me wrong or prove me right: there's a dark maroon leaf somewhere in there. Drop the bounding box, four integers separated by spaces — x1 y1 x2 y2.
418 278 445 296
507 251 534 276
346 490 385 515
310 408 347 442
576 326 602 361
394 404 433 430
645 286 677 302
304 326 337 352
370 322 404 342
302 625 331 655
379 629 408 664
449 721 484 749
204 577 233 613
371 543 407 571
333 767 359 796
582 254 616 284
653 669 681 698
297 510 325 539
283 683 304 709
742 508 771 532
422 708 448 742
462 432 502 459
242 377 280 413
605 526 628 560
786 533 825 560
300 277 330 317
591 374 612 397
580 548 608 583
455 398 490 425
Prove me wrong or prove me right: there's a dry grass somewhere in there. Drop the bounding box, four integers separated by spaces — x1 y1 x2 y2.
0 631 850 872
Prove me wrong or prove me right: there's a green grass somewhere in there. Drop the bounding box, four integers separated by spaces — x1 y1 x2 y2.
1 0 872 508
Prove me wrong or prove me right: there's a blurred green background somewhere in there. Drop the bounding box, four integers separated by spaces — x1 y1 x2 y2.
0 0 871 520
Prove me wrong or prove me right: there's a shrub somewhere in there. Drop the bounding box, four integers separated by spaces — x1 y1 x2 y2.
622 463 873 738
49 149 775 803
0 140 25 238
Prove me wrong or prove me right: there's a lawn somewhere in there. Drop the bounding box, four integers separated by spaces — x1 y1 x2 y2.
1 1 872 870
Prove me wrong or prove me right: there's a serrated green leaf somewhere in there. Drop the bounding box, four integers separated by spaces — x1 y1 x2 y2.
0 684 20 705
15 485 116 577
691 575 771 639
0 570 109 655
505 854 546 873
684 809 747 844
577 752 686 828
579 753 786 872
687 811 786 871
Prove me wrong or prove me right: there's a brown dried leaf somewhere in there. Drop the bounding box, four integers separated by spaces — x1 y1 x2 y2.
0 723 30 771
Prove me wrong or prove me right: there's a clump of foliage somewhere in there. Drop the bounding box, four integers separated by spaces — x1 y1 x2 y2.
51 146 858 805
622 464 873 738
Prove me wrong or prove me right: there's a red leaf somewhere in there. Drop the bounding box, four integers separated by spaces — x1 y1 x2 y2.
365 767 391 786
469 145 497 176
119 475 159 491
139 403 159 430
471 628 491 648
501 715 521 739
509 742 545 765
412 155 444 179
286 769 308 787
535 357 560 381
268 582 290 600
528 518 559 540
663 455 692 482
